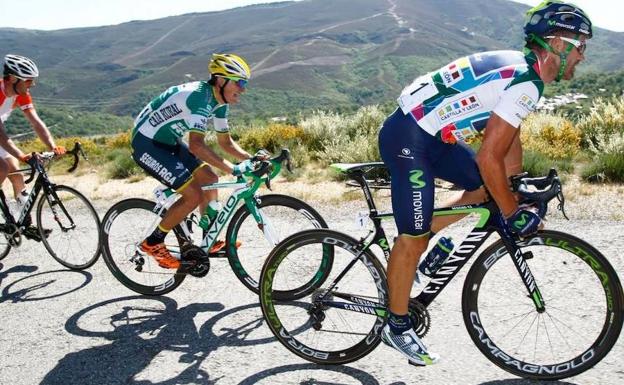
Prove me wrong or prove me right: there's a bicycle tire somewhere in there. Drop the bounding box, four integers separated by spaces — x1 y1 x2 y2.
37 185 102 270
226 194 329 296
260 229 387 364
0 216 12 260
462 230 624 380
101 198 185 295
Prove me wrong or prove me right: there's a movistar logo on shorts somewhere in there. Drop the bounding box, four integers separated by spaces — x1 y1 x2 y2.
409 169 426 189
513 213 529 229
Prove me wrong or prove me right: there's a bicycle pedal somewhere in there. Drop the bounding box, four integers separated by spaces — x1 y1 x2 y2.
208 250 227 258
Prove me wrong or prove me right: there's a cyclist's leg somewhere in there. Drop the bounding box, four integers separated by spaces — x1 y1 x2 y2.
0 155 9 184
380 110 436 313
429 140 486 233
132 134 210 268
177 141 216 215
1 152 26 199
379 109 438 365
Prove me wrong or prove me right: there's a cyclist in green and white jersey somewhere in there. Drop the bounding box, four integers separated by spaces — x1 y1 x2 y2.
378 0 592 366
131 53 265 269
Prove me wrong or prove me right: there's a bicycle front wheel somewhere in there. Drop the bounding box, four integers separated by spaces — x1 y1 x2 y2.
463 230 624 380
260 229 387 365
0 211 12 260
37 185 101 270
226 194 328 295
101 198 185 295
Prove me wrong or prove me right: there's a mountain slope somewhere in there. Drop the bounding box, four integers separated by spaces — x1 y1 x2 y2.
1 0 622 119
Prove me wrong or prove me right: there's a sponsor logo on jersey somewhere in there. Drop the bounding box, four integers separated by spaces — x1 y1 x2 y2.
441 63 464 86
437 94 482 122
516 94 537 113
149 103 183 127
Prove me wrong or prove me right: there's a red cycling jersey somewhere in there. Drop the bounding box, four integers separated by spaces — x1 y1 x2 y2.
0 79 34 122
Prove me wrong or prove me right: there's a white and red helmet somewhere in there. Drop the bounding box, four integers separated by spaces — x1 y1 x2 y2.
3 54 39 79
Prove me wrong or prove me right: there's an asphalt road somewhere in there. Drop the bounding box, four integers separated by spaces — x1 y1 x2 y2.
0 201 622 385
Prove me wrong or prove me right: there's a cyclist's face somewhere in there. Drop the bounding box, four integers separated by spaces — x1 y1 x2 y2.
548 34 587 81
561 36 587 81
11 77 35 96
223 78 246 104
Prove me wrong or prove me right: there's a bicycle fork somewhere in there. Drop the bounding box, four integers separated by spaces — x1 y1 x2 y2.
500 231 546 312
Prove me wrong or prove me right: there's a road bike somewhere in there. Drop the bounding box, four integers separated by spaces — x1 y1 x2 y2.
101 149 328 296
259 163 623 380
0 143 102 270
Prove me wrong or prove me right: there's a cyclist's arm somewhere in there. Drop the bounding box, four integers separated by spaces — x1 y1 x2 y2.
22 107 56 151
216 132 251 161
504 130 523 177
0 120 27 160
188 131 235 174
476 113 519 217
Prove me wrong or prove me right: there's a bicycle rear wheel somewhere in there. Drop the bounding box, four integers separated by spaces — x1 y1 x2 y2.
37 185 101 270
226 194 328 295
260 229 387 364
101 198 185 295
463 230 624 380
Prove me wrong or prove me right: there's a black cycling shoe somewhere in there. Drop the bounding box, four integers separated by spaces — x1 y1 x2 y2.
22 226 53 242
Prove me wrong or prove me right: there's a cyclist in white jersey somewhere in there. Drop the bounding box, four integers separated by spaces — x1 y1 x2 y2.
1 54 65 240
131 53 267 269
377 1 592 365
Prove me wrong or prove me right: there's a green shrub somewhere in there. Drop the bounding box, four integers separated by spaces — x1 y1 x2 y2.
238 123 307 153
299 105 384 165
582 143 624 183
577 97 624 150
106 148 143 179
576 97 624 183
106 131 132 149
521 113 581 160
522 150 573 177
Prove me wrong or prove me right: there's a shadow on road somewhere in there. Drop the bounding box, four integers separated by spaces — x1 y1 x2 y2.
479 379 579 385
237 362 385 384
0 266 93 303
42 296 284 384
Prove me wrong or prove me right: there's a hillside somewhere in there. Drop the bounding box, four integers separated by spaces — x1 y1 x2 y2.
1 0 623 125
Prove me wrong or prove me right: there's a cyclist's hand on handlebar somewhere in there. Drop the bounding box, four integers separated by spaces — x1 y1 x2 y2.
232 158 255 176
504 207 542 237
53 146 66 156
251 149 270 162
19 153 33 163
519 200 548 219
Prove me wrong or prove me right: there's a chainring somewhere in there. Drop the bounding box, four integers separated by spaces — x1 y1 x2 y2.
181 244 210 278
408 299 431 338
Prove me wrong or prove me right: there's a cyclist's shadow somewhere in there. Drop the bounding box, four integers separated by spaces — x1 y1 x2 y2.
0 267 91 303
41 296 276 385
0 263 38 290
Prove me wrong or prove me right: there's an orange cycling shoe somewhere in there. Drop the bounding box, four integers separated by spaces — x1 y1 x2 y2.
140 240 180 269
209 239 242 254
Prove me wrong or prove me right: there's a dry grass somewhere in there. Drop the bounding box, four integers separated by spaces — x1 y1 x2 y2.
8 166 621 221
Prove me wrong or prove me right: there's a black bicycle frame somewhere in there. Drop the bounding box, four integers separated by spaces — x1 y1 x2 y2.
0 161 77 233
318 170 546 317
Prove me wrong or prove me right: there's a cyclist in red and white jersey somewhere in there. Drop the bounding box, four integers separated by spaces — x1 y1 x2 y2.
1 54 66 199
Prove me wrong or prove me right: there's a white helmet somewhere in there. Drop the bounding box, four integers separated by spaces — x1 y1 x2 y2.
4 54 39 79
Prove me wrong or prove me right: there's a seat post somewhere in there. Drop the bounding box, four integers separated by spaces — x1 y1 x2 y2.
350 170 379 215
